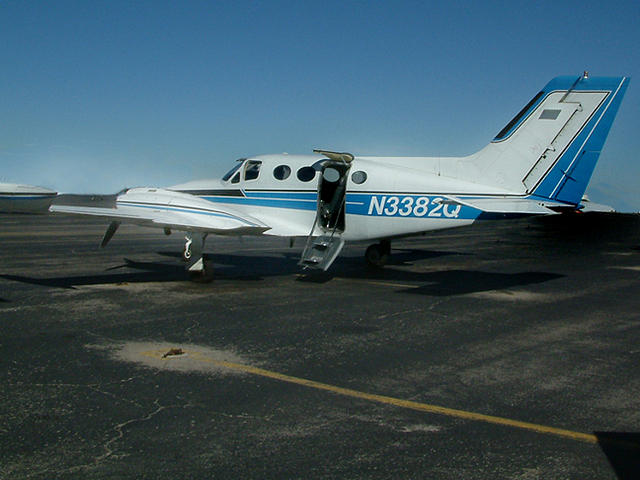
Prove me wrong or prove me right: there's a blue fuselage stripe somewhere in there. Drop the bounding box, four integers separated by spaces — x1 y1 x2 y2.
202 194 317 212
199 191 487 220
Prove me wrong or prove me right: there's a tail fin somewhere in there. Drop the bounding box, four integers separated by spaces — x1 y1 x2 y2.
469 74 630 206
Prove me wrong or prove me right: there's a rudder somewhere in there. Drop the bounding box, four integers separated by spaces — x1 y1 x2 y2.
531 75 629 204
468 74 630 207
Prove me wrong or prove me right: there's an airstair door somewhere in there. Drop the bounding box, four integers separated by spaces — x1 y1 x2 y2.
299 160 351 270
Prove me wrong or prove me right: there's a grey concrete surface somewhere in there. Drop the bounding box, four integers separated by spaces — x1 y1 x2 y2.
1 213 639 479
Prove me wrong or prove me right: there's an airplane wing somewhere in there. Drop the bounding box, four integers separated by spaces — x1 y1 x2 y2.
50 188 270 236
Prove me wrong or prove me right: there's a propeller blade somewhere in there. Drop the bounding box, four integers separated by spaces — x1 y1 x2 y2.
101 221 121 248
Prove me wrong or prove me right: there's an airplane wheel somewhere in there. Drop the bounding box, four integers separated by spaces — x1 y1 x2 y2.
380 239 391 256
365 243 389 268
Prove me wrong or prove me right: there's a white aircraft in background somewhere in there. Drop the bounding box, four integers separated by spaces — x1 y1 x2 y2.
26 73 630 278
0 183 58 213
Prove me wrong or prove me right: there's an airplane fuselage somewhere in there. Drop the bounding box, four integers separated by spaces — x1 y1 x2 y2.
167 154 509 242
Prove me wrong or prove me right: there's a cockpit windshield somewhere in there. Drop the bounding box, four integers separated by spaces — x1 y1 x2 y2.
222 161 244 181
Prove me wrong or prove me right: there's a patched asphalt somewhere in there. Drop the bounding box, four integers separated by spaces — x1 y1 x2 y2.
1 212 639 479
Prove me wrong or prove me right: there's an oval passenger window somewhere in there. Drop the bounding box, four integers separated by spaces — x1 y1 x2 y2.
322 168 340 183
351 171 367 184
297 166 317 182
273 165 291 180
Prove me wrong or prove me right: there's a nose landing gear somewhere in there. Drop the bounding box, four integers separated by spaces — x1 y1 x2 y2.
183 232 213 282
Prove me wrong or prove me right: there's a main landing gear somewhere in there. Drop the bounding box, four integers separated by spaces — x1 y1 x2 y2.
183 232 213 282
365 239 391 268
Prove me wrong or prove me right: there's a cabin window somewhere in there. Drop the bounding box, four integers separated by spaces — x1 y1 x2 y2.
231 172 240 184
222 162 243 181
351 171 367 184
322 167 340 182
273 165 291 180
297 166 317 182
244 160 262 181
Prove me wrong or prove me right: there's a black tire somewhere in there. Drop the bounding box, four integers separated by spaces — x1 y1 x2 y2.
380 239 391 256
365 243 389 267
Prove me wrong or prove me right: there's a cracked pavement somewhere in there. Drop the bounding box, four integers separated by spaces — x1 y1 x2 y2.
1 213 640 479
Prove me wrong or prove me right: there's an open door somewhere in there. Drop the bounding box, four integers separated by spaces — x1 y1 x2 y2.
299 152 353 270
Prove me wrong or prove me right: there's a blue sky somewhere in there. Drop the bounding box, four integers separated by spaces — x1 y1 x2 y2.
1 0 639 210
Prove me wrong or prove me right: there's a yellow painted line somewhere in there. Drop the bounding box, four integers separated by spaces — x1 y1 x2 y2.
294 275 418 290
334 278 419 290
356 281 418 289
143 349 599 445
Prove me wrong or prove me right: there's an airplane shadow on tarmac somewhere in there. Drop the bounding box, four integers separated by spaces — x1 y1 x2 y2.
595 432 640 480
402 270 562 296
302 267 563 295
0 248 562 295
0 213 634 292
0 265 189 289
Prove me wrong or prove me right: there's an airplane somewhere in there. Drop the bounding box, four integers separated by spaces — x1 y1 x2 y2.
0 183 58 213
44 72 629 279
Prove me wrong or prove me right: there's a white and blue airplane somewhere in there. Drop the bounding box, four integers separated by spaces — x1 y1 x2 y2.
0 183 58 213
47 73 629 278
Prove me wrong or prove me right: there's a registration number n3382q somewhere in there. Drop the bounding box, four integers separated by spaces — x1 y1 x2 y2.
367 196 461 218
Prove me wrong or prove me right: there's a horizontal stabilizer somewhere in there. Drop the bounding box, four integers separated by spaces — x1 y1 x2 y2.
448 197 564 215
579 199 615 213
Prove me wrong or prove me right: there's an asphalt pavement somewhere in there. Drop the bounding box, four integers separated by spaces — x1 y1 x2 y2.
1 212 639 479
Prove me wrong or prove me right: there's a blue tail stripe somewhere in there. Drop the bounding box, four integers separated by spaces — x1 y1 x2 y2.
532 77 629 204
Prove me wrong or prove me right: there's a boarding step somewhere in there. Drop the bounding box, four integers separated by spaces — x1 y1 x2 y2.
312 238 331 249
298 235 345 271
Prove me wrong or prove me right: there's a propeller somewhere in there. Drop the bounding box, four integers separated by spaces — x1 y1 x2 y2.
100 221 121 248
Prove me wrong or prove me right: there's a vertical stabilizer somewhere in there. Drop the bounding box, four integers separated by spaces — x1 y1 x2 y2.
466 74 629 205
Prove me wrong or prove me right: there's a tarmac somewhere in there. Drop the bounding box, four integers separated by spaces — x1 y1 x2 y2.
1 212 639 479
